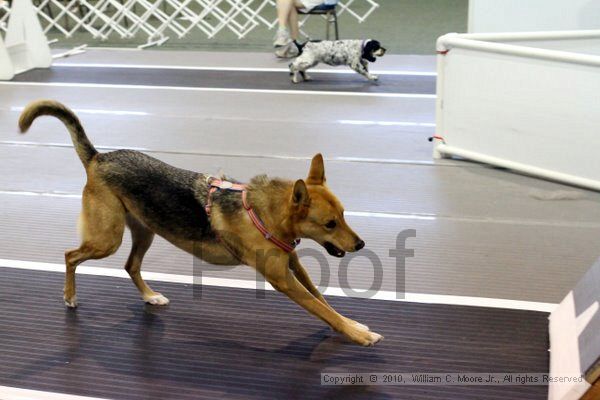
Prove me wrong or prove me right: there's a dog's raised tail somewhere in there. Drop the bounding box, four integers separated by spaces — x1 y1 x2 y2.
19 100 98 167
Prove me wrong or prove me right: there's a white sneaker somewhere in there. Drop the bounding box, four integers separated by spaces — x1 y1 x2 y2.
274 42 299 58
273 28 291 48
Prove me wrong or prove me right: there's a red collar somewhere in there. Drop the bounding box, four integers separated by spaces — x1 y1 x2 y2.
205 177 300 253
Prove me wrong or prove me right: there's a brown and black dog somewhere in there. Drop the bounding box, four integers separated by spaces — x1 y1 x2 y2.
19 100 383 346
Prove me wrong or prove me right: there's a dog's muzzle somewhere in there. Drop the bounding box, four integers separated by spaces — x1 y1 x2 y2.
324 241 346 258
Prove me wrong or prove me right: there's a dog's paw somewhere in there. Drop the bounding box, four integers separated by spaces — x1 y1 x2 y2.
64 295 78 308
344 325 383 347
144 293 170 306
292 74 301 84
368 74 379 81
364 331 384 346
302 73 312 81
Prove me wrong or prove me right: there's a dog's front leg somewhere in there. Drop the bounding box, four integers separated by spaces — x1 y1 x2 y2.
299 71 312 82
289 62 301 84
352 62 378 81
290 55 316 83
288 253 370 332
257 253 382 346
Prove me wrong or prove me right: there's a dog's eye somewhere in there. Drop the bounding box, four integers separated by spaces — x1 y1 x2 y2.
325 220 337 229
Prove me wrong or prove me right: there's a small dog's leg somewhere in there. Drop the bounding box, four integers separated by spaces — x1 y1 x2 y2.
352 62 378 81
64 249 81 308
291 55 317 84
302 58 319 81
260 255 383 346
289 254 369 331
361 60 378 81
289 61 302 84
64 187 126 308
289 253 330 305
300 71 312 81
126 215 169 306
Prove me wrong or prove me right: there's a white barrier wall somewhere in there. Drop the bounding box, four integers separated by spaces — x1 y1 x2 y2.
0 35 14 80
4 0 51 74
0 0 51 80
469 0 600 33
434 30 600 191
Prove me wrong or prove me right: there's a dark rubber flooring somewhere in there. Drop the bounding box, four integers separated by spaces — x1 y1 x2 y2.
11 66 436 94
0 267 549 400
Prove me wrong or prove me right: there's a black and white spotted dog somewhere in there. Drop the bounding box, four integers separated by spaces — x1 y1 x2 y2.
289 39 386 84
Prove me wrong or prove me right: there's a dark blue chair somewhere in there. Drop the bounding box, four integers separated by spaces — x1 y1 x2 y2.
298 2 339 40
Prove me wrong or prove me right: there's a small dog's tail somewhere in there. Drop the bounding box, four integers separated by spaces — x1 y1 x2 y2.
293 40 321 56
19 100 98 167
293 40 307 56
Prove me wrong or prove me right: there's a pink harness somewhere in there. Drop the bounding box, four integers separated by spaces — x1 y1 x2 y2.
205 177 300 253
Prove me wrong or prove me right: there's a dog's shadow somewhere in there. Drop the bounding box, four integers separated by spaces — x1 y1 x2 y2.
286 72 382 88
8 303 390 399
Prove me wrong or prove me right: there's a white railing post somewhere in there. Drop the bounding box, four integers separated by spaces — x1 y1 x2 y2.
0 32 14 80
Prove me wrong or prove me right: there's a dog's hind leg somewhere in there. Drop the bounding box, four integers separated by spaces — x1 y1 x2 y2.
298 59 317 82
64 184 126 308
125 215 169 305
299 70 312 82
290 55 316 83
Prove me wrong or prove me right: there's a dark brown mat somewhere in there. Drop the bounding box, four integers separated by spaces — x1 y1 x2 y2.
0 267 548 399
11 66 435 94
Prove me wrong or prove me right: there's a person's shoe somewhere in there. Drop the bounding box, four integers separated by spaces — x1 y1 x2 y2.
274 45 289 58
274 42 299 59
273 27 292 48
287 42 299 57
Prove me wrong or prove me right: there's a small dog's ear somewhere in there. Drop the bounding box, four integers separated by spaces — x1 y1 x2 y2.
307 153 326 185
291 179 310 207
362 41 377 63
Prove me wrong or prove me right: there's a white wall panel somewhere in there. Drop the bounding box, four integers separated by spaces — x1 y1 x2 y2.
434 31 600 191
469 0 600 33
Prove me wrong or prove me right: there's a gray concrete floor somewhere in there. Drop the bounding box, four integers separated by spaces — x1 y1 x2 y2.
1 49 599 304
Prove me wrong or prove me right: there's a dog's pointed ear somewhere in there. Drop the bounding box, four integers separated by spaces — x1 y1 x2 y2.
291 179 310 208
306 153 326 185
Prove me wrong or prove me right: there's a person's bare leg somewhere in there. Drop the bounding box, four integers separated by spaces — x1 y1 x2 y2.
275 0 305 53
289 5 299 41
276 0 295 29
275 0 299 47
277 0 305 29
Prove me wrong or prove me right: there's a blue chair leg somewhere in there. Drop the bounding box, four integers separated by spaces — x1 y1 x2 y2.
333 10 339 39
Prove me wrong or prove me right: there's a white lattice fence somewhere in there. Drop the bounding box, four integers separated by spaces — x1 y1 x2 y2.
0 0 378 46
